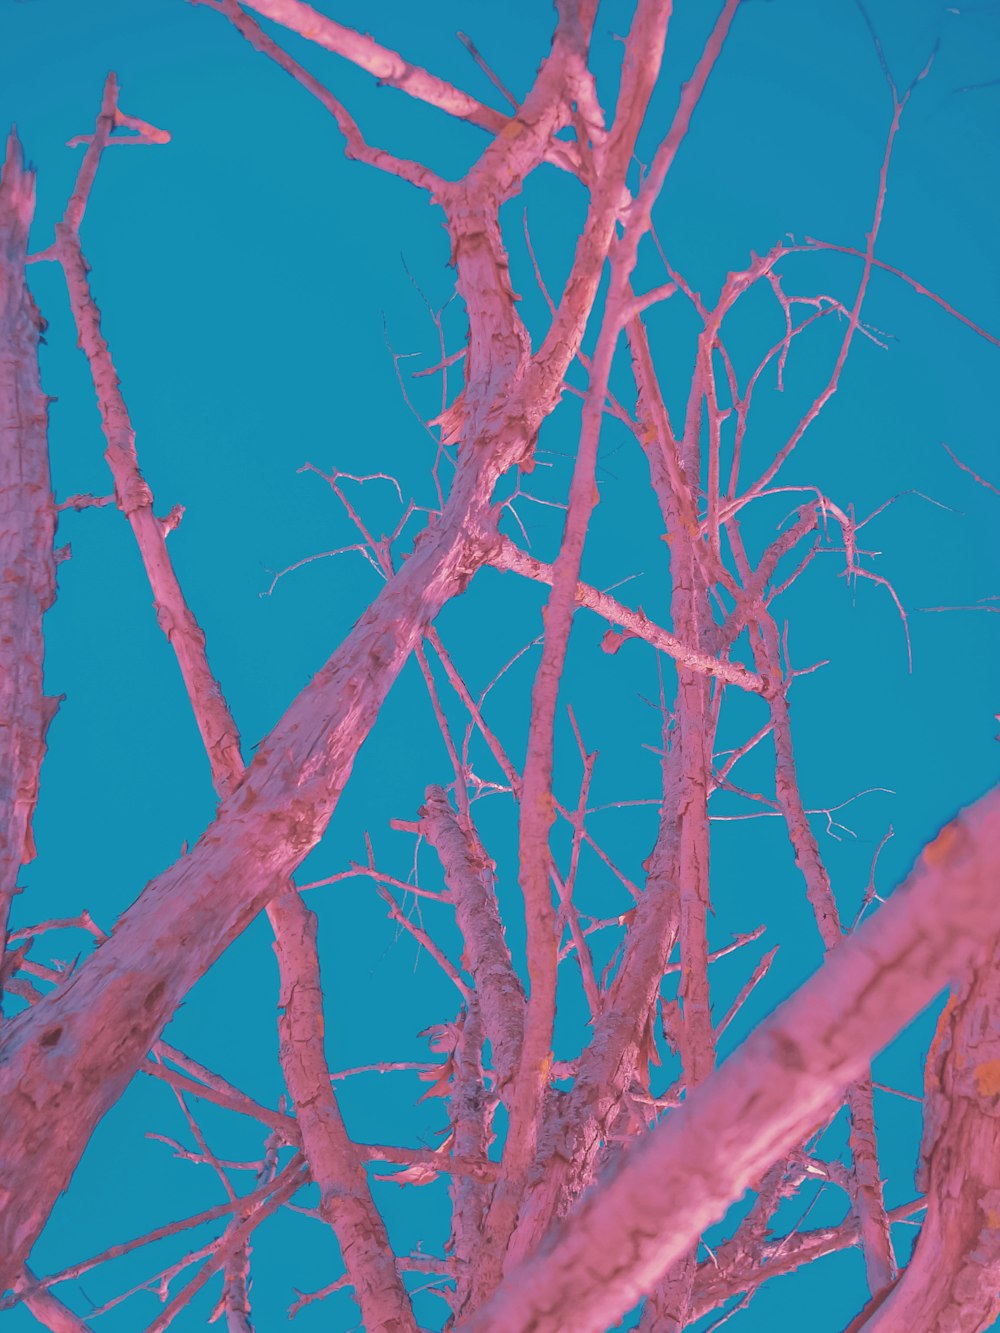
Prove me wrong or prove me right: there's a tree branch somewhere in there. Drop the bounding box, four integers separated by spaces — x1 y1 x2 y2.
458 783 1000 1333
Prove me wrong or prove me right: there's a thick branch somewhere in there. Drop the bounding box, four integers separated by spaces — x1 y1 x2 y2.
13 1267 93 1333
854 956 1000 1329
0 131 59 963
470 4 680 1306
0 430 512 1290
457 783 1000 1333
51 83 417 1332
0 3 610 1284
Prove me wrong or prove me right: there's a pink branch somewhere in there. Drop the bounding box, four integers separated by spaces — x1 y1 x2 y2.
492 535 769 694
692 1199 926 1321
5 4 988 1321
459 784 1000 1333
457 31 520 113
47 78 419 1333
742 40 923 504
234 0 510 134
0 50 576 1289
802 240 1000 350
148 1044 293 1136
714 945 778 1039
7 1156 304 1308
374 878 471 1000
53 81 243 793
420 787 525 1093
476 4 680 1300
714 505 819 653
0 132 61 972
144 1156 309 1332
209 0 444 192
223 0 586 182
854 957 1000 1328
12 1267 92 1333
940 440 1000 496
730 509 896 1292
426 626 645 914
554 713 602 1020
415 643 468 816
267 898 421 1329
4 7 626 1288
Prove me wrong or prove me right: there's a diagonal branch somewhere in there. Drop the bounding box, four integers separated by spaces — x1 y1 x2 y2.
491 535 769 694
420 786 525 1094
457 783 1000 1333
0 1 613 1285
209 0 445 192
236 0 510 133
472 4 682 1306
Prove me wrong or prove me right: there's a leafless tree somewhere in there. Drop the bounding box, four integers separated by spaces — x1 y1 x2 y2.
1 2 998 1330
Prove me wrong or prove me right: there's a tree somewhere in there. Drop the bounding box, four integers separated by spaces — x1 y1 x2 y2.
1 1 998 1329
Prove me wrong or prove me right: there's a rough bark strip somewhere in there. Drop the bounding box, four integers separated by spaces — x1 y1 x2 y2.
446 997 488 1317
456 782 1000 1333
854 956 1000 1330
420 786 524 1093
0 131 60 973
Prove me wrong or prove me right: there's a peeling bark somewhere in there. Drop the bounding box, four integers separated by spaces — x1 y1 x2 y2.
48 78 418 1329
0 453 503 1289
0 131 59 974
2 3 994 1323
458 785 1000 1333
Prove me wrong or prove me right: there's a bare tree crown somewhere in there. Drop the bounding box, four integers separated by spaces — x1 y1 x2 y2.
1 2 998 1330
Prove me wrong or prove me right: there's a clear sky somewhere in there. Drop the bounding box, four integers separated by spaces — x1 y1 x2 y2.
2 1 998 1329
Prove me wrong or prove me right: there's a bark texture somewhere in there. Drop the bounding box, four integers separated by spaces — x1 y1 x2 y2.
458 785 1000 1333
0 132 59 969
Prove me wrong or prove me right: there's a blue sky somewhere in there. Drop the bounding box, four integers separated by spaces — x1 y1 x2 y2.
2 1 998 1328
